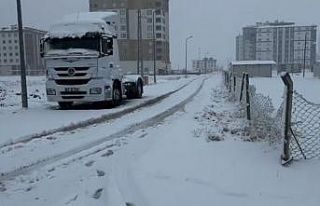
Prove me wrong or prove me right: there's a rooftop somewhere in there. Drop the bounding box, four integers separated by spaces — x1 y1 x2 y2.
231 60 276 66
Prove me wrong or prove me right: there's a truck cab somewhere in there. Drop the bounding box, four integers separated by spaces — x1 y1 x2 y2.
41 12 143 109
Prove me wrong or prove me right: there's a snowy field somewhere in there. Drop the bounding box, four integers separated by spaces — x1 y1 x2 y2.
1 73 320 206
251 72 320 109
0 75 197 146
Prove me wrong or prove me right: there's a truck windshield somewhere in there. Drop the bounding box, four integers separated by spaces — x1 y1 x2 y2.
47 37 99 52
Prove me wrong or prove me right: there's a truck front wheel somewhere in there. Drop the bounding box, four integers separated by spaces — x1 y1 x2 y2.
58 102 73 110
112 85 122 107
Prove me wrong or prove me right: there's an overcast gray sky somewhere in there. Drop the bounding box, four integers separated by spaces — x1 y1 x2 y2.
1 0 320 68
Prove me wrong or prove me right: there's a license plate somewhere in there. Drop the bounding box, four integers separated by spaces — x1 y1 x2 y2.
65 88 79 92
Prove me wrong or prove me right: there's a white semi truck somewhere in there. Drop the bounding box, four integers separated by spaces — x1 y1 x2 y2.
41 12 143 109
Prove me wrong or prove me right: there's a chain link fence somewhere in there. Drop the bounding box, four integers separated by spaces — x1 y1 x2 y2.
224 71 320 164
0 85 6 107
290 91 320 160
223 71 283 143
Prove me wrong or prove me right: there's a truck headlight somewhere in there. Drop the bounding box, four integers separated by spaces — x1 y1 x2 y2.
90 87 102 94
46 88 56 95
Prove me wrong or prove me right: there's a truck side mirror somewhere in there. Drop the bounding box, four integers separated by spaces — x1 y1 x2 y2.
102 38 113 56
40 39 45 58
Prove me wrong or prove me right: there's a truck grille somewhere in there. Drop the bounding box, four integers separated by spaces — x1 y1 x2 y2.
57 73 87 77
60 91 87 95
54 67 90 72
55 79 90 85
61 96 85 100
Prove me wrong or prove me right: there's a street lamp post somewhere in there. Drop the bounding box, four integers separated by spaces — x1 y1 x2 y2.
185 35 193 78
303 32 307 78
16 0 28 108
152 10 157 84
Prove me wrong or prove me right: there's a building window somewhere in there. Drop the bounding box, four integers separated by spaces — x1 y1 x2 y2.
147 18 152 23
155 10 161 15
156 26 161 31
156 18 161 23
155 1 162 7
2 40 5 44
3 47 6 50
147 25 153 31
146 10 152 16
120 18 126 24
15 52 19 56
156 33 161 38
120 9 126 16
8 40 12 44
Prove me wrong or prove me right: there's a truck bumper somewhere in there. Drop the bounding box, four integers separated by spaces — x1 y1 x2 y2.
46 79 112 103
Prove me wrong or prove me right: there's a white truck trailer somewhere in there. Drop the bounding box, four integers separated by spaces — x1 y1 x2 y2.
41 12 143 109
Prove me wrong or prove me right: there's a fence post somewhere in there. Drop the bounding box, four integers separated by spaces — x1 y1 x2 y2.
233 76 236 93
245 73 251 120
240 73 245 102
229 73 232 93
281 73 293 163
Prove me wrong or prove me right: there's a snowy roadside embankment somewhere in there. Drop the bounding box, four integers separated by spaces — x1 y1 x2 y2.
0 75 197 147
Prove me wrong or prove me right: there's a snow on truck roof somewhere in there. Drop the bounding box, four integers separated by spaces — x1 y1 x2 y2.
231 60 276 66
46 12 118 39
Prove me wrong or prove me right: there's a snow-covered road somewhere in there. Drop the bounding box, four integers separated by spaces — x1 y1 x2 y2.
0 75 197 147
1 73 320 206
0 76 206 180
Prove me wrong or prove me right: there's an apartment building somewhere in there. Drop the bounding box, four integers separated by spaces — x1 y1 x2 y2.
192 57 217 73
0 26 46 76
236 21 317 72
89 0 170 74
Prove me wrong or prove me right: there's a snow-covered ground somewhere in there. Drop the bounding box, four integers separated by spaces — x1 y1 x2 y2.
251 72 320 109
1 73 320 206
0 75 196 146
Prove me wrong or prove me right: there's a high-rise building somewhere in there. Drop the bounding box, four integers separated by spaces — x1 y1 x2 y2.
236 35 243 61
236 21 317 72
0 26 46 76
89 0 170 75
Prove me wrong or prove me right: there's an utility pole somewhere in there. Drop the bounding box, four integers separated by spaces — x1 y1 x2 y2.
16 0 28 108
184 35 193 78
139 10 144 78
303 32 307 78
137 10 141 75
152 10 157 83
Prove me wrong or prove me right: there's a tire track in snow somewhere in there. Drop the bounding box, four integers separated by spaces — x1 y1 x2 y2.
0 77 207 181
0 78 197 150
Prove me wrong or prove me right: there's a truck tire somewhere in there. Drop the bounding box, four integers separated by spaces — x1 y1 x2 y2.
112 84 122 107
58 102 73 110
136 79 143 99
